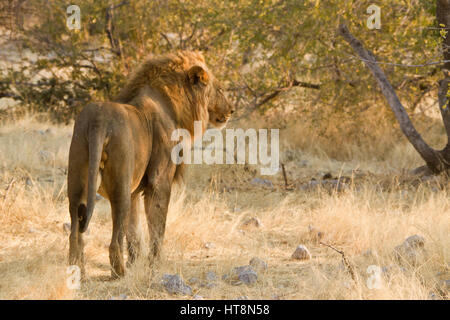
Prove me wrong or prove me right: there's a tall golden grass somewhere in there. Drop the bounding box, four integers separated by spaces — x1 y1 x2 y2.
0 113 448 300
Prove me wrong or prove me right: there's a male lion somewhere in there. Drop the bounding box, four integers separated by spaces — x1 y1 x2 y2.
68 51 234 278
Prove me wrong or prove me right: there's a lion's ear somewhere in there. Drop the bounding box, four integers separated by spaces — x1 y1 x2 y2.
188 66 209 86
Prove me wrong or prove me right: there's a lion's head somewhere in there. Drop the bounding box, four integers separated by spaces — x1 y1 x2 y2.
207 79 235 129
115 51 234 134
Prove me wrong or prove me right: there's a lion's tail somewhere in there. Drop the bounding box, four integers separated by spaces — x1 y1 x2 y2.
79 119 105 233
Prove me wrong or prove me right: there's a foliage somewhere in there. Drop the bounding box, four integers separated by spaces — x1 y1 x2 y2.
0 0 443 124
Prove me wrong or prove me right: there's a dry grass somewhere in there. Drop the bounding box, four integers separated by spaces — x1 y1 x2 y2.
0 113 448 300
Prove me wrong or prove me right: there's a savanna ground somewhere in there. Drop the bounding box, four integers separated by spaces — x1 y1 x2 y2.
0 110 448 300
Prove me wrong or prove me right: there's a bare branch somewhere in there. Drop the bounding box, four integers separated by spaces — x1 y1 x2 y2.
338 23 446 173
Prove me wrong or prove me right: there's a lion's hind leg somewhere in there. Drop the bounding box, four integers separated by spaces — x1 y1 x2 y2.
67 140 89 278
102 151 133 279
126 193 143 267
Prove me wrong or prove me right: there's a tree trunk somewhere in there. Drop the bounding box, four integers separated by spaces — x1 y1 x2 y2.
338 23 450 174
437 0 450 165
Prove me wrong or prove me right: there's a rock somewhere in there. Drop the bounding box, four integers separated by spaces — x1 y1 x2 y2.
225 266 258 285
63 223 71 234
242 217 262 228
206 271 217 282
235 266 257 285
161 274 192 296
291 245 312 260
394 235 426 266
250 178 273 188
404 235 425 248
249 257 268 271
298 179 319 191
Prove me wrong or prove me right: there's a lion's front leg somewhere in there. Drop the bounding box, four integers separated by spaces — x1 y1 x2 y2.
144 181 172 265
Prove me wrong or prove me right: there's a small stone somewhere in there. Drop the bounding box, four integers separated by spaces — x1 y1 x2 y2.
291 245 312 260
394 235 426 266
110 293 128 300
206 271 217 282
250 178 273 188
236 295 249 300
239 270 257 285
204 242 215 249
193 295 204 300
204 283 217 289
227 266 258 285
404 235 425 249
162 274 192 296
26 178 33 186
249 257 268 271
242 217 262 228
235 266 257 285
63 223 71 234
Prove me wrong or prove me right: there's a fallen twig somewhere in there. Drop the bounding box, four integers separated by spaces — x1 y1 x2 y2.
320 241 357 283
